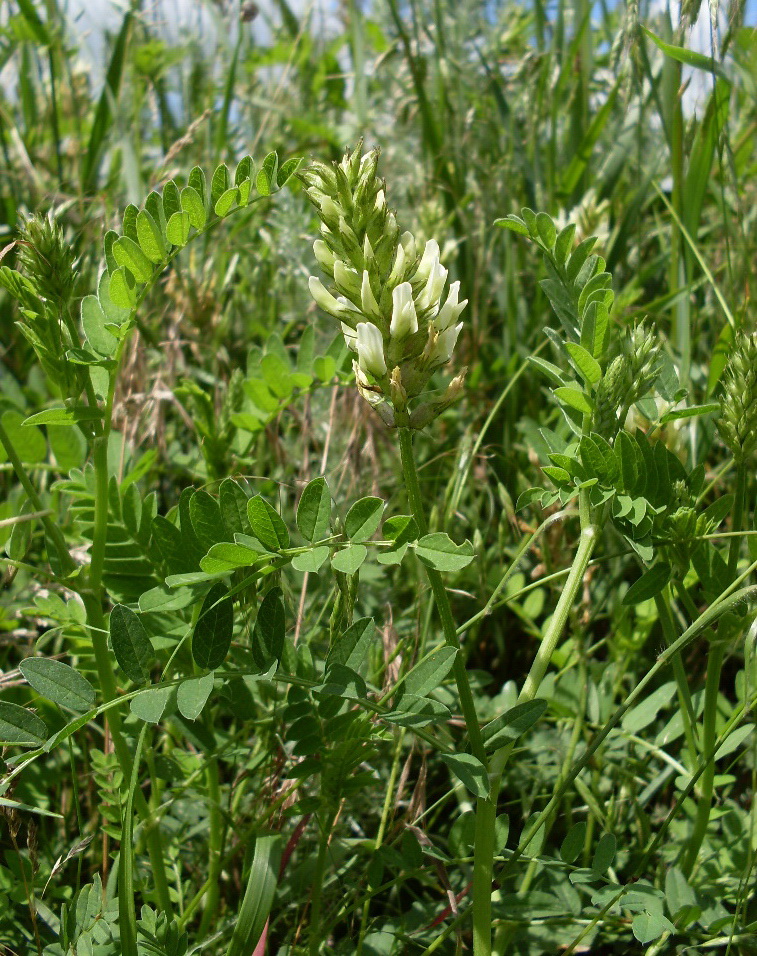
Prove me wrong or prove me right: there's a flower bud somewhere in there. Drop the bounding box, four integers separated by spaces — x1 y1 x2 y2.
718 332 757 462
342 322 357 351
386 243 407 288
430 322 463 367
309 276 346 318
334 260 362 300
390 282 418 341
354 360 395 426
362 234 375 265
433 280 467 331
416 258 448 314
414 239 440 285
442 368 467 404
390 366 408 412
361 271 382 320
356 322 387 378
400 231 417 262
313 239 336 274
318 195 342 225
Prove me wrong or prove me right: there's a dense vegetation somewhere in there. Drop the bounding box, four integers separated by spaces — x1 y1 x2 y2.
1 0 756 953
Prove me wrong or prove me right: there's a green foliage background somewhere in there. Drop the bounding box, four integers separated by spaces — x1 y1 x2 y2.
0 0 756 953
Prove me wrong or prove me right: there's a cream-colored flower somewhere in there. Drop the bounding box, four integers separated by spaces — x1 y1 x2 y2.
356 322 387 378
433 281 467 331
390 282 418 341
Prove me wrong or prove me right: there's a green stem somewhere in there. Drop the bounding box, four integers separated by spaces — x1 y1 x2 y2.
309 805 338 955
489 487 597 956
80 349 173 916
728 463 747 578
654 588 699 769
356 729 406 955
0 417 75 576
682 462 747 874
82 593 173 916
398 427 492 954
398 429 486 762
119 724 148 956
197 742 223 936
682 642 724 877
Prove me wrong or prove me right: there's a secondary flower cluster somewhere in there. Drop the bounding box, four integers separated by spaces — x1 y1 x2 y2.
718 331 757 463
301 145 467 429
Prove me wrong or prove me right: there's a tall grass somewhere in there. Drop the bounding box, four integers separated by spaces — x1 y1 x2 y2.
0 0 756 954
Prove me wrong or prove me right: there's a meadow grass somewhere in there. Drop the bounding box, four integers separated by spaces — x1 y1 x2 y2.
0 1 756 954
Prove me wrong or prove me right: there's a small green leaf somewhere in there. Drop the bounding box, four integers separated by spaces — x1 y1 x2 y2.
494 214 529 236
401 645 457 699
344 496 384 542
165 210 191 247
181 185 207 230
415 533 474 572
110 604 154 684
177 673 214 720
19 658 96 712
296 477 331 542
247 495 290 551
564 342 602 386
109 267 137 309
482 699 548 752
252 587 285 672
190 490 228 552
0 701 47 747
22 406 102 427
81 295 118 357
659 403 720 425
219 479 252 536
382 514 419 546
560 822 588 864
622 563 671 605
632 910 676 944
210 163 230 206
622 681 677 734
130 686 172 723
440 753 490 799
113 236 153 283
291 546 329 572
554 386 594 415
714 723 754 760
136 209 166 263
192 583 234 671
554 223 576 266
592 833 616 874
0 410 46 463
214 186 239 217
277 155 302 187
535 212 557 250
327 617 374 672
331 544 367 574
